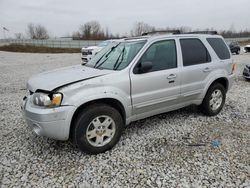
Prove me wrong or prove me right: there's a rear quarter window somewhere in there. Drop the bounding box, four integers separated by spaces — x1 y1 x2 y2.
207 38 231 60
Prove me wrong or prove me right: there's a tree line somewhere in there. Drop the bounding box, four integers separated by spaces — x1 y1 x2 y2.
72 21 119 40
15 21 250 40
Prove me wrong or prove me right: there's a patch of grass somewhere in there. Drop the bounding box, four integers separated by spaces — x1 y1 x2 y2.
239 39 250 46
0 44 80 53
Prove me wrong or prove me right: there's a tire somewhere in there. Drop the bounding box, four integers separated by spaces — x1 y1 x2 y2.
200 83 226 116
72 104 124 154
236 49 240 55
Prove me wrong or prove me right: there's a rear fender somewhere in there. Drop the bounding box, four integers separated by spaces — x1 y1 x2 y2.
200 70 229 99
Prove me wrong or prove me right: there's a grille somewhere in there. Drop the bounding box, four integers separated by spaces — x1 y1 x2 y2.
82 51 89 55
82 58 88 62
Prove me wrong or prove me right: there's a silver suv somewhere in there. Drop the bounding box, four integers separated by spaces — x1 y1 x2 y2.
22 31 235 154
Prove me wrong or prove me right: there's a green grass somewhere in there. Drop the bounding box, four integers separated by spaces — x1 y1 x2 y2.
0 44 80 53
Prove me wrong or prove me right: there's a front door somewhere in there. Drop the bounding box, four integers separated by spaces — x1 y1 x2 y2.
130 39 181 118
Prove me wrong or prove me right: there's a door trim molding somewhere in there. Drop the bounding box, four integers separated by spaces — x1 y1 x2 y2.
134 95 179 109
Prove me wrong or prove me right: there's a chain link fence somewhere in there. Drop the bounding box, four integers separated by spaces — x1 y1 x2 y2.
0 37 249 49
0 39 104 48
224 37 250 42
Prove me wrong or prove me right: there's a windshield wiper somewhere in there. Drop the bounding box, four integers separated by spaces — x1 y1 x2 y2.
94 43 120 68
113 47 125 70
95 57 109 69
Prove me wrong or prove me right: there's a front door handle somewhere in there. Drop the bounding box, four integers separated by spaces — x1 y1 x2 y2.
167 74 177 79
203 67 211 72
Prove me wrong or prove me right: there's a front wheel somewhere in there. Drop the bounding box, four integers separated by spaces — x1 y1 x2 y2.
200 83 226 116
72 104 124 154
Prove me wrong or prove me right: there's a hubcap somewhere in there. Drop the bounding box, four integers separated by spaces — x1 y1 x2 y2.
209 89 223 111
86 115 116 147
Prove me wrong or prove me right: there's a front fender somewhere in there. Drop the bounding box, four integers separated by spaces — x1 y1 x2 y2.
63 86 132 121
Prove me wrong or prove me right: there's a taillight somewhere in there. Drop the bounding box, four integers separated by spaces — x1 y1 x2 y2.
232 63 236 74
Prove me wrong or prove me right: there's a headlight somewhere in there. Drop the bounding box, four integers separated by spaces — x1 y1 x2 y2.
88 49 94 55
32 92 63 107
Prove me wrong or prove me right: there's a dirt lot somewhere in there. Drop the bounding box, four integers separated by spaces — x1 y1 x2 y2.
0 51 249 187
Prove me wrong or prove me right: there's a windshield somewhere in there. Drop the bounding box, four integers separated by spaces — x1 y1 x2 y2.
85 40 146 70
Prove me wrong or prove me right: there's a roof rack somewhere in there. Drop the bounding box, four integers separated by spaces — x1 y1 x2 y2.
124 36 149 40
141 30 181 36
183 31 218 35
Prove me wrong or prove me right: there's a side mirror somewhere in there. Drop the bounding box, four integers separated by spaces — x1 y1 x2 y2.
137 61 152 74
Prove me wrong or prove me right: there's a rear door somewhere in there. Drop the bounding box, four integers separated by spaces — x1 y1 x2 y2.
130 39 181 116
179 38 214 102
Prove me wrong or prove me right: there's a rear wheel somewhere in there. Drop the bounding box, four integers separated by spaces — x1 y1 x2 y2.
236 49 240 55
72 104 124 154
200 83 226 116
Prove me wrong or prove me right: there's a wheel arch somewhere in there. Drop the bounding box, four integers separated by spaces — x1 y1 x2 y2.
210 77 229 91
202 76 229 100
69 98 126 139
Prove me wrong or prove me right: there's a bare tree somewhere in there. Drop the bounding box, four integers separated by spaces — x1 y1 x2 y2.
27 24 35 39
178 26 192 33
79 21 102 39
105 27 110 39
74 20 121 40
14 33 24 39
72 31 81 39
131 21 155 36
27 23 49 39
35 25 49 39
90 21 101 39
80 23 91 39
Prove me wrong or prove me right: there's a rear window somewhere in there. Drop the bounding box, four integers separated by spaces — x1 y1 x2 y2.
207 38 230 60
180 38 211 66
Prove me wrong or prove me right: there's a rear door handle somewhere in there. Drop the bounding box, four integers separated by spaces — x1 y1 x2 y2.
167 74 177 79
203 67 211 72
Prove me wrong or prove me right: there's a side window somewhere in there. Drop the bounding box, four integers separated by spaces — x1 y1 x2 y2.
180 38 211 66
139 40 177 72
207 38 230 60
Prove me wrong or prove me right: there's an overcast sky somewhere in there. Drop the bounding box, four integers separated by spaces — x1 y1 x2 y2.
0 0 249 38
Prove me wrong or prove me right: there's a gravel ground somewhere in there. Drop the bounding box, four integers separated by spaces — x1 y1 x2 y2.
0 51 249 187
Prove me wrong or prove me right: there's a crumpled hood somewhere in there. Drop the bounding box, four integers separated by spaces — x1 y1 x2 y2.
27 65 112 92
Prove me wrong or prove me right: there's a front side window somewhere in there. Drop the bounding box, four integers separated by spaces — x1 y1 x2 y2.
180 38 211 66
207 38 231 60
138 40 177 72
